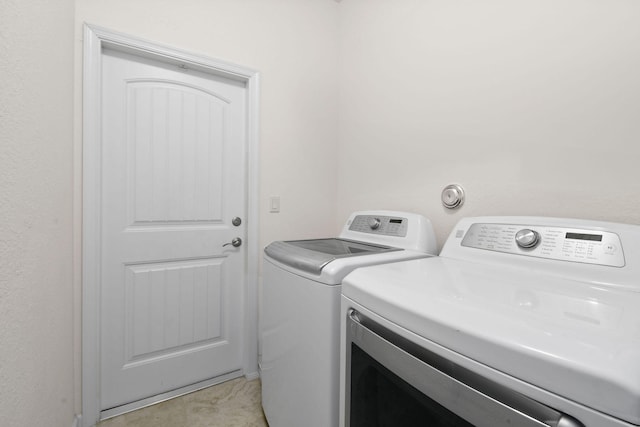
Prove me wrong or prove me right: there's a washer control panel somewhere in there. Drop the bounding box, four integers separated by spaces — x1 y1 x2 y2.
461 223 625 267
348 215 408 237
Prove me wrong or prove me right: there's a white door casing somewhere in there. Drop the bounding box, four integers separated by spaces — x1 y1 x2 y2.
82 25 260 426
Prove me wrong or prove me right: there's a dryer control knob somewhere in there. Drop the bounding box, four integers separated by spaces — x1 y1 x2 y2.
515 229 540 249
368 217 381 230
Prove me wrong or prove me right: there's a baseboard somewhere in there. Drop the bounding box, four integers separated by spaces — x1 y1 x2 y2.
71 414 82 427
100 370 243 420
245 370 260 381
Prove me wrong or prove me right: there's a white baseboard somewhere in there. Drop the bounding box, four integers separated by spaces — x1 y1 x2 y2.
245 370 260 381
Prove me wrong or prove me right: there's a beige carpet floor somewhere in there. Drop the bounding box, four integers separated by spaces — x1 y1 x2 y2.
98 377 268 427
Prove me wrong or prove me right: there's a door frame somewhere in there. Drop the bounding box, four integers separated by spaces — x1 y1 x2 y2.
81 24 260 426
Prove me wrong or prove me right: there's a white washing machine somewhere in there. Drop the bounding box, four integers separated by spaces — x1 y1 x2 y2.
340 216 640 427
260 211 438 427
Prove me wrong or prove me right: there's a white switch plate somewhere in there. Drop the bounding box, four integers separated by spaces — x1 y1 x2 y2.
270 196 280 213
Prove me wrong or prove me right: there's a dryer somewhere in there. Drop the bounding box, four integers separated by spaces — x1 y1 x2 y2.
260 211 437 427
341 216 640 427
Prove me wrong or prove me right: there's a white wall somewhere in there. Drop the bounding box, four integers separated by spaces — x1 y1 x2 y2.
0 0 76 426
337 0 640 247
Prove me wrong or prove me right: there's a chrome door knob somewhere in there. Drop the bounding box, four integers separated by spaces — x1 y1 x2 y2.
223 237 242 248
515 229 540 249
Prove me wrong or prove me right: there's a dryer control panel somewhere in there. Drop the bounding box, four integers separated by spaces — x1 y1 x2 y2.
461 223 625 267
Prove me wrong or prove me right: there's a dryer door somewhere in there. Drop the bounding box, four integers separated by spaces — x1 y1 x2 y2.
345 310 585 427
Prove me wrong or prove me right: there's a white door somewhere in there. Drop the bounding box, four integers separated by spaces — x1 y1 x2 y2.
100 47 247 411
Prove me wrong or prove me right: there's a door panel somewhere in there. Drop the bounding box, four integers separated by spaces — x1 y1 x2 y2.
124 258 224 363
126 81 226 224
100 48 247 410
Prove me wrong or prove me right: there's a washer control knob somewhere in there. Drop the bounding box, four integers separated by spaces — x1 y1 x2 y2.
515 229 540 249
368 217 381 230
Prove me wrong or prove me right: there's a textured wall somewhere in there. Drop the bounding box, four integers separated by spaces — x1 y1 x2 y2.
0 0 76 426
337 0 640 247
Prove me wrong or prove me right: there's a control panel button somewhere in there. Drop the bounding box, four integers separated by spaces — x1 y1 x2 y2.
515 229 540 249
368 217 381 230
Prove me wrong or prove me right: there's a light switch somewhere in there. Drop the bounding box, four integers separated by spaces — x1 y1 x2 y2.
270 196 280 213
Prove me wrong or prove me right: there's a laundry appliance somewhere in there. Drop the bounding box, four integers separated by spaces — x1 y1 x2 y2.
341 216 640 427
260 211 437 427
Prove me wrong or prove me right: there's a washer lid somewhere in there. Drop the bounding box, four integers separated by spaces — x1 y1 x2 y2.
264 238 400 275
342 257 640 425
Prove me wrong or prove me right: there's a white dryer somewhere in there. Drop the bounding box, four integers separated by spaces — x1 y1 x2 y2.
260 211 437 427
341 216 640 427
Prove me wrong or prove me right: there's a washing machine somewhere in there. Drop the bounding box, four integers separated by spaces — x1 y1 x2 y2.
341 216 640 427
260 211 438 427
